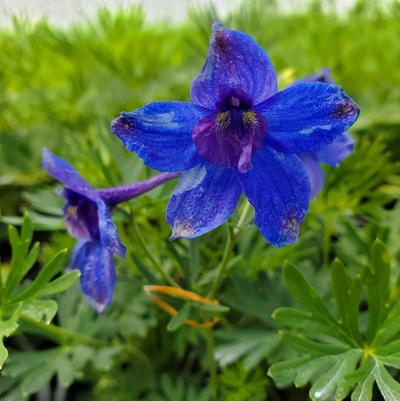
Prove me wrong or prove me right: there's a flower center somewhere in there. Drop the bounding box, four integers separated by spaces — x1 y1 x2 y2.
63 190 99 241
193 88 266 173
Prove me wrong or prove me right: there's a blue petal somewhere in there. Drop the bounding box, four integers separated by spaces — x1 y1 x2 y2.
257 82 359 153
166 162 242 239
317 133 354 166
299 154 325 199
42 148 96 200
70 240 115 313
191 22 278 109
238 147 310 246
97 200 126 258
112 102 203 172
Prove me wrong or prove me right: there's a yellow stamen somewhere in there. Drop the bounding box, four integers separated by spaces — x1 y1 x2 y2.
242 111 258 127
68 206 78 217
216 112 230 131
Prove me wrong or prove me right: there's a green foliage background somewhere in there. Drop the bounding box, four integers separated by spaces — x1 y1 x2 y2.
1 1 400 400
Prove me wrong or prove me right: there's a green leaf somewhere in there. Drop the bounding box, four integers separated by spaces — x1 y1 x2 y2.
283 262 340 330
0 305 22 369
191 303 230 313
351 373 375 401
215 329 280 370
375 360 400 401
280 331 348 356
167 303 191 332
36 270 80 297
273 307 348 343
309 349 362 401
12 249 68 302
366 239 391 342
331 259 362 344
21 299 58 324
21 361 55 396
268 355 315 388
4 216 39 300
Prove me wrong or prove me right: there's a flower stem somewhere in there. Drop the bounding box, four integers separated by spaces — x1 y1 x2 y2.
323 214 333 266
208 227 233 299
132 219 179 287
19 314 101 346
205 330 218 401
208 199 252 299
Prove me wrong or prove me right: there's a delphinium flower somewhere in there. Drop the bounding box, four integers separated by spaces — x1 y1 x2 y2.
296 68 355 197
112 23 359 246
42 148 178 312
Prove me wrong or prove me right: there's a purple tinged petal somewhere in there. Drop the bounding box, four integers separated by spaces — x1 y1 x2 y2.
167 162 242 239
111 102 203 172
257 82 359 153
191 22 278 109
317 133 355 166
299 154 325 198
238 147 310 246
70 240 115 313
42 148 97 200
97 199 126 258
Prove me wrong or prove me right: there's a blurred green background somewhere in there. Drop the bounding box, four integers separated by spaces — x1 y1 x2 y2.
1 1 400 400
1 0 399 221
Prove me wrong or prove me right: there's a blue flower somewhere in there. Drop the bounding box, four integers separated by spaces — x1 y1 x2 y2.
112 23 359 247
42 148 178 312
296 68 355 197
43 148 126 312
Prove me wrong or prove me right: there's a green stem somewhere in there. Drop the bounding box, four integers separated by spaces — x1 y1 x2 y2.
208 227 233 299
205 330 218 401
208 200 253 299
19 314 101 346
132 219 179 287
323 214 333 266
233 199 252 238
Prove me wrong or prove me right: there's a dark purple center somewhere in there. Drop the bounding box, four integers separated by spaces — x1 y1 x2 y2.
193 87 266 173
62 189 99 241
